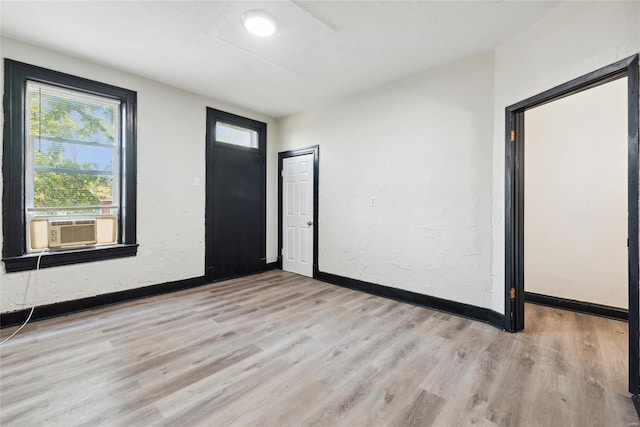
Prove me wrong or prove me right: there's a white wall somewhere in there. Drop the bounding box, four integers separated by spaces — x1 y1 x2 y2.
3 2 639 316
278 52 495 308
524 78 628 309
490 1 640 313
0 37 278 313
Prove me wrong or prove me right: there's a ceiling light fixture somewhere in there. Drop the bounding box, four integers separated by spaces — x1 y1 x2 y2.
241 10 278 37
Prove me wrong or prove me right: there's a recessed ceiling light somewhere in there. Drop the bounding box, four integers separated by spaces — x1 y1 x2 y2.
241 10 278 37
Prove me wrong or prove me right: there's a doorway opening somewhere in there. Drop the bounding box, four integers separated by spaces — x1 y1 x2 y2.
524 77 629 319
504 55 639 396
278 145 319 278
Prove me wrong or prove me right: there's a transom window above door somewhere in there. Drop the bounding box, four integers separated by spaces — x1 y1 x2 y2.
215 121 259 149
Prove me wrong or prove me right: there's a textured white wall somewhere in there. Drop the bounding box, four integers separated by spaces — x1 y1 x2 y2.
3 2 639 316
278 53 495 308
0 37 278 313
524 78 628 309
490 1 640 313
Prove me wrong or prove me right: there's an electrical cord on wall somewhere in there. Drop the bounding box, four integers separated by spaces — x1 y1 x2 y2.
0 249 47 346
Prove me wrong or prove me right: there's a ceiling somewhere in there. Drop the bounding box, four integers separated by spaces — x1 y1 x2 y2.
0 1 560 118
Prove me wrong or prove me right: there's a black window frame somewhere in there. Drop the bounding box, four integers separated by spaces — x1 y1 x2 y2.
2 59 137 272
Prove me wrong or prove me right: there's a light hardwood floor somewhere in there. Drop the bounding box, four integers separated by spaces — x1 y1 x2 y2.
0 270 637 426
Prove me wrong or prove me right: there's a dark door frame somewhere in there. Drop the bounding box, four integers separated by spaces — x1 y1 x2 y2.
504 55 639 396
277 145 319 277
205 107 267 281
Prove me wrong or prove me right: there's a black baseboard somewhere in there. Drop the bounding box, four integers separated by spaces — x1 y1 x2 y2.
315 271 504 330
633 394 640 419
524 291 628 321
264 261 278 271
1 265 504 331
1 275 209 328
1 261 283 328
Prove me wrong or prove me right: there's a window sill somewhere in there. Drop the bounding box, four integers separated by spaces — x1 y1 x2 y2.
2 244 138 273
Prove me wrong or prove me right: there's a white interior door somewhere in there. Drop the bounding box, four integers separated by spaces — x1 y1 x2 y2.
282 154 314 277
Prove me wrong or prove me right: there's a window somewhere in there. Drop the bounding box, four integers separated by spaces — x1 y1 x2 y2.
3 60 137 272
26 82 121 250
215 121 258 148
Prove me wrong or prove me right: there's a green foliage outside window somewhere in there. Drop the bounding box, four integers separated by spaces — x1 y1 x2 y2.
29 89 116 211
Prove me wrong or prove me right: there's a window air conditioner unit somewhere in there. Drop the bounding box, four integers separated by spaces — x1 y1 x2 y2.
48 219 97 248
29 217 116 251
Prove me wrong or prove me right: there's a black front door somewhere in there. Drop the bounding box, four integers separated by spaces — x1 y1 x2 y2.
205 108 266 281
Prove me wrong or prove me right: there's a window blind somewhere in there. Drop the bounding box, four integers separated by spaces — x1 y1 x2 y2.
25 81 121 216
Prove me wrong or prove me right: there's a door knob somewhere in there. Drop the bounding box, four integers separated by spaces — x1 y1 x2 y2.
307 221 313 227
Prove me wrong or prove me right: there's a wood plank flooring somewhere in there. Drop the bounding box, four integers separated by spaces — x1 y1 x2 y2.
0 270 637 426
